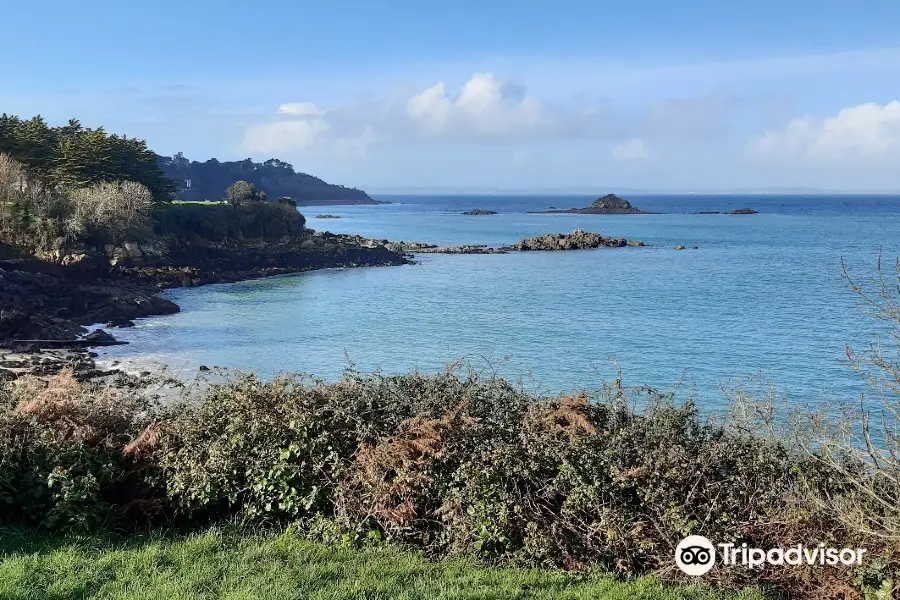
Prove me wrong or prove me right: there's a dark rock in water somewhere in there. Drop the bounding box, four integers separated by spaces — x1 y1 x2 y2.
695 211 722 214
462 209 498 215
674 245 686 250
314 214 342 219
730 207 758 214
106 318 136 328
84 329 119 346
587 194 639 212
527 193 644 214
388 242 506 254
199 365 210 371
509 229 635 251
691 245 699 249
627 240 646 247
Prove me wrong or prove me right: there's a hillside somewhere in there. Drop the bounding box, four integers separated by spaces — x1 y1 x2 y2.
158 153 385 205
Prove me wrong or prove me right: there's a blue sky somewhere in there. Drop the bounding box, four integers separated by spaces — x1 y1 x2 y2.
4 1 900 191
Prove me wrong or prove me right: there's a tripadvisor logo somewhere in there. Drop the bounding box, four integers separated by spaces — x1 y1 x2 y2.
676 536 716 576
675 536 867 576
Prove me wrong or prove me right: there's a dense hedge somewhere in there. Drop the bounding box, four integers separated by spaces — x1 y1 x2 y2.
0 366 896 597
152 202 307 244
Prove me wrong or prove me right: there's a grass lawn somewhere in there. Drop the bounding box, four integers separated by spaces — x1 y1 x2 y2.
0 527 764 600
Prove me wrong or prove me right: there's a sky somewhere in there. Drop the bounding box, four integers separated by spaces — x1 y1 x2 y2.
3 1 900 192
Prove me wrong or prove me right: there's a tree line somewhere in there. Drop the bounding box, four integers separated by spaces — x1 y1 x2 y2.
0 114 175 201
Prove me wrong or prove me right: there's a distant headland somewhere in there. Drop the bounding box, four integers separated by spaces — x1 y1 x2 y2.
158 153 389 206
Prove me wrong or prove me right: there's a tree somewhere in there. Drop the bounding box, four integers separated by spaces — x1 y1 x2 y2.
226 180 257 206
0 113 176 202
68 180 153 245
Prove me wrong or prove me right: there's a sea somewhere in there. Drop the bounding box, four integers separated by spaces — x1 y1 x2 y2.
97 194 900 411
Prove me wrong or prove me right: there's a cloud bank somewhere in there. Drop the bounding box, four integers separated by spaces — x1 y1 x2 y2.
241 72 736 157
746 101 900 164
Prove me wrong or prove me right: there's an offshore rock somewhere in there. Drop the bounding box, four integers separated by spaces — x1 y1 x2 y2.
528 194 645 214
510 229 630 251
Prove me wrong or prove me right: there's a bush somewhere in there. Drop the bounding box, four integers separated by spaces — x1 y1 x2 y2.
67 180 153 246
0 370 162 532
152 201 307 244
1 363 896 595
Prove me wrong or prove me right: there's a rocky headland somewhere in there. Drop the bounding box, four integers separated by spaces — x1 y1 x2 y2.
528 194 645 215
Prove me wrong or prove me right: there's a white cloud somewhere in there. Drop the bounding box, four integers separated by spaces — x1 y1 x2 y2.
277 102 323 116
240 73 737 159
746 101 900 164
242 119 329 154
406 73 545 139
612 139 650 161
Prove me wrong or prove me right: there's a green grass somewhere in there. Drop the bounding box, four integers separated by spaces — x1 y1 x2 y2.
0 528 763 600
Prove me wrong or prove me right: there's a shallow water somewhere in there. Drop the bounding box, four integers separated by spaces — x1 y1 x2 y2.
98 194 900 410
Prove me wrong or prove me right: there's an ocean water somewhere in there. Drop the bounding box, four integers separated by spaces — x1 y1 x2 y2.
98 195 900 409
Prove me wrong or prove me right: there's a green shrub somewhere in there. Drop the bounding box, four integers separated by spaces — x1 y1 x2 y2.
152 201 307 244
1 365 896 595
0 370 162 532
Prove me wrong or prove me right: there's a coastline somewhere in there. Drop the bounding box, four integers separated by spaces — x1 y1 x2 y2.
0 226 649 382
0 232 412 381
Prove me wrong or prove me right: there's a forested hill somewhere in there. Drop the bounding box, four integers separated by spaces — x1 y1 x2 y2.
158 154 384 205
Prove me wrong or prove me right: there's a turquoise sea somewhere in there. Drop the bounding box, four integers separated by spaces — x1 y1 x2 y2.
98 195 900 410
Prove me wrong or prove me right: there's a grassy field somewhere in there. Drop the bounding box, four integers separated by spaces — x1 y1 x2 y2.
0 528 763 600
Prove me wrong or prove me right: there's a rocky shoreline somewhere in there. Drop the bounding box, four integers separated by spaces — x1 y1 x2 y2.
0 231 413 380
0 227 649 381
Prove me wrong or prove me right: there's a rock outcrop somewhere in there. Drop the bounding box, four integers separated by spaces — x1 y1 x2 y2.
509 229 638 251
462 209 498 215
528 194 645 214
694 207 758 215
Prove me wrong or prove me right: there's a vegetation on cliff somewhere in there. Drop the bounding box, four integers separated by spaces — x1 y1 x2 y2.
152 201 307 245
159 153 382 205
0 114 174 201
0 152 158 260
